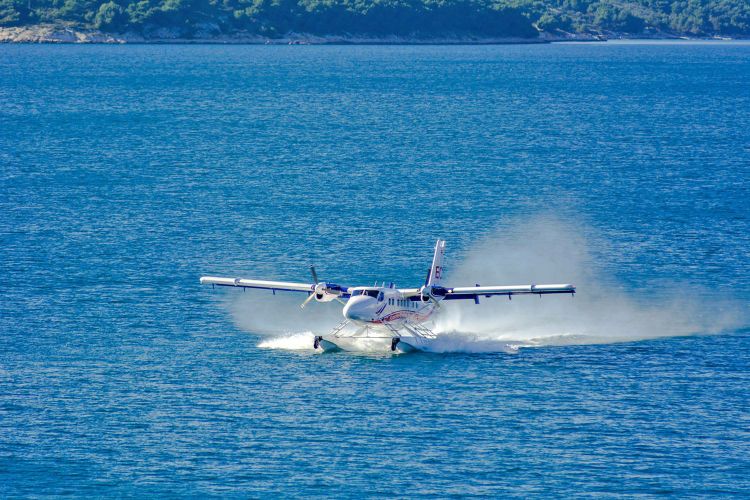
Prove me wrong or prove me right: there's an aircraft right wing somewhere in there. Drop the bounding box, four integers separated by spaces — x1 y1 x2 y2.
443 283 575 300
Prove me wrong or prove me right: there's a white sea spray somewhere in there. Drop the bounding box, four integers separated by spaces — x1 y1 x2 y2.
230 215 745 352
434 215 745 347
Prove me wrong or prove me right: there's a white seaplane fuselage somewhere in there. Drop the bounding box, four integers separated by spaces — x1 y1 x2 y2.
343 287 435 326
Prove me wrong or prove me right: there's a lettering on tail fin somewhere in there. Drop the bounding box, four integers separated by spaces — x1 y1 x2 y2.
427 239 446 286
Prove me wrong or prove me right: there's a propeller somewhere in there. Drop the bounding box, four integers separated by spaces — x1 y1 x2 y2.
300 265 346 309
423 288 442 309
300 290 316 309
405 284 445 309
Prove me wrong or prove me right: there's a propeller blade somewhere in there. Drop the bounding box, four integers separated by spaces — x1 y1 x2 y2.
300 292 316 309
310 265 319 284
335 297 346 305
429 295 441 309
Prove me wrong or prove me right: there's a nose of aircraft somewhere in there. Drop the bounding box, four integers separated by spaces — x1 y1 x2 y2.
343 296 374 321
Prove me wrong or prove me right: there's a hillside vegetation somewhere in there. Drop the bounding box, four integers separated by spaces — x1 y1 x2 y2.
1 0 748 39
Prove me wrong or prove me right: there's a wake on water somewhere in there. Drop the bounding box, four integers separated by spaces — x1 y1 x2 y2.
229 216 744 354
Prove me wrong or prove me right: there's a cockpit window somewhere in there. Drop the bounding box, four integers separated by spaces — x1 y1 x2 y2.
353 289 380 298
377 292 384 301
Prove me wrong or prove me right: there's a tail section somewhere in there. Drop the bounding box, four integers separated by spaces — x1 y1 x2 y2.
425 239 446 286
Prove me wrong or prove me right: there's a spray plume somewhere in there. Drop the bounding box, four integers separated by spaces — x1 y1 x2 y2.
229 216 744 352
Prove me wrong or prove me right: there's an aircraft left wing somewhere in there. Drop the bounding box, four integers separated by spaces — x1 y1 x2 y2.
200 276 314 293
443 283 575 300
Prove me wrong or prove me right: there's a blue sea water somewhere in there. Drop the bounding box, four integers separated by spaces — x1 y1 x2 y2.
1 42 749 496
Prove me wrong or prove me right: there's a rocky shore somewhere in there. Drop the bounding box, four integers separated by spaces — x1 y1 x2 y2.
3 23 738 44
0 24 608 44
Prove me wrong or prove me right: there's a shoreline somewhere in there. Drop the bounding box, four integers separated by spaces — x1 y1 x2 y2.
0 26 560 44
0 25 745 45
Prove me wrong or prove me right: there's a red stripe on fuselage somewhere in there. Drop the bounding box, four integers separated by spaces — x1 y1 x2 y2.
372 309 431 324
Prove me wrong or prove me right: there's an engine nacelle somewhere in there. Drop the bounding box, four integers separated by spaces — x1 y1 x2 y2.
418 285 448 302
313 283 342 303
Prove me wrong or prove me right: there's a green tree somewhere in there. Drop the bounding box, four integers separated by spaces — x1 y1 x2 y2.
537 11 573 31
5 0 750 38
0 0 23 24
94 1 127 29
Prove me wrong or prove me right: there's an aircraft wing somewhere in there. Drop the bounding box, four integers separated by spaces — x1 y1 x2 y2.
200 276 315 294
443 283 575 300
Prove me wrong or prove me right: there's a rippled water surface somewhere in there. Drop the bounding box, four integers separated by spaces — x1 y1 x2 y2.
1 42 749 496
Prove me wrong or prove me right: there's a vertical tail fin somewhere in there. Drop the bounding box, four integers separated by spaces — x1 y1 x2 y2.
425 239 446 286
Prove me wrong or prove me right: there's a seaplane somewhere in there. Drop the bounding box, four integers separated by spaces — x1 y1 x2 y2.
200 239 575 353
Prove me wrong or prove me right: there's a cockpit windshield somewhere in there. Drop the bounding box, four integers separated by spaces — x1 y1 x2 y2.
351 289 380 298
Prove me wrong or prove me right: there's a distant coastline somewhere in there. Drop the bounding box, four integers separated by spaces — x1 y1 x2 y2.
0 25 744 44
0 25 578 44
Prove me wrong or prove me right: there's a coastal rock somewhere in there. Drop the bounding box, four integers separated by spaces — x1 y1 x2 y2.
0 25 551 44
0 25 128 43
0 24 722 44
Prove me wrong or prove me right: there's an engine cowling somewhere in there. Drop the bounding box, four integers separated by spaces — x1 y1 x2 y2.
418 285 448 302
313 282 344 303
300 265 347 309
